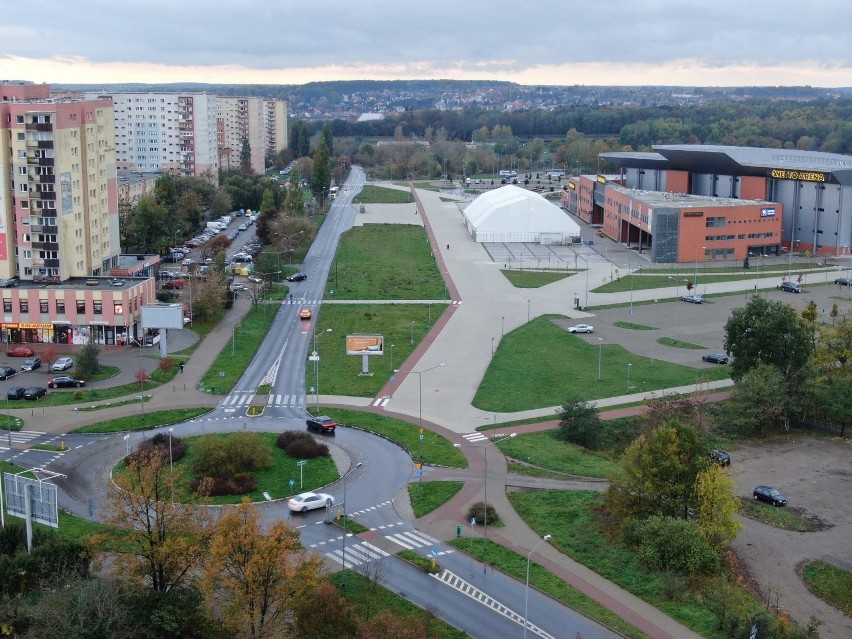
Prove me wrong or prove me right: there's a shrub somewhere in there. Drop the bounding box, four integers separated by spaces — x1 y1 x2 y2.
76 343 101 379
466 501 498 526
189 473 256 496
276 430 329 459
158 358 175 373
622 515 720 575
127 432 186 465
191 432 272 478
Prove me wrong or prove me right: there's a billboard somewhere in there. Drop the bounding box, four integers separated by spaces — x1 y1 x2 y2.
346 334 384 356
141 303 185 330
4 473 59 528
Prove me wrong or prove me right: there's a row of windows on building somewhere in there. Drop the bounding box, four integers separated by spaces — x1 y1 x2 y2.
4 299 126 315
705 216 777 227
705 232 776 241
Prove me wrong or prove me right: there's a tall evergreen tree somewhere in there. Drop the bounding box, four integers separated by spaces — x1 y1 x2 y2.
321 121 334 156
239 138 252 174
311 138 331 202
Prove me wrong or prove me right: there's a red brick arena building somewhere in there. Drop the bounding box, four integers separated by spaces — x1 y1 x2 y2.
562 145 852 263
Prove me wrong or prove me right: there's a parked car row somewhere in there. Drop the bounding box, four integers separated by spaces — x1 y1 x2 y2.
7 386 47 400
3 352 73 370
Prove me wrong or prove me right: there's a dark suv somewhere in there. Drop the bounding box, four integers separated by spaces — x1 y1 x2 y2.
709 450 731 466
777 281 802 293
306 415 336 434
753 485 787 506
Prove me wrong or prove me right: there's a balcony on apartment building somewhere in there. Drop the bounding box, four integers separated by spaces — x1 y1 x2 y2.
31 240 59 251
26 139 54 150
25 122 53 132
26 156 54 167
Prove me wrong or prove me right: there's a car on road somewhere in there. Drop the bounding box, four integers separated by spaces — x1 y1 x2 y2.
247 275 263 283
287 492 334 513
709 450 731 466
834 277 852 286
567 324 594 333
286 273 307 282
47 375 86 389
23 386 47 401
306 415 336 434
7 345 35 357
702 353 729 364
230 283 246 292
299 308 312 320
753 485 787 506
6 387 25 400
51 357 74 371
0 366 17 380
777 281 802 293
232 253 252 263
162 278 185 290
21 357 41 371
680 294 704 304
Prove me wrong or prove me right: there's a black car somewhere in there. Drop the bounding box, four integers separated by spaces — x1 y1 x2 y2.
753 485 787 507
286 273 307 282
6 386 26 400
702 353 729 364
709 450 731 466
834 277 852 286
23 386 47 401
306 415 336 434
47 376 86 389
777 281 802 293
0 366 17 380
21 356 41 371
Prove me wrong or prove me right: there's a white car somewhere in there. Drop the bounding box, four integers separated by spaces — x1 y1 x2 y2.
51 357 74 371
287 492 334 513
567 324 594 334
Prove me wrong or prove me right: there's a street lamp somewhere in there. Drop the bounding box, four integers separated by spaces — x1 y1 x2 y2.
313 328 333 410
341 461 363 571
628 253 634 315
527 299 531 323
168 427 174 497
491 336 495 357
231 289 238 355
410 320 415 344
454 433 516 550
523 534 552 639
597 338 603 382
627 363 632 393
173 229 181 250
501 316 505 339
390 343 395 373
394 363 445 461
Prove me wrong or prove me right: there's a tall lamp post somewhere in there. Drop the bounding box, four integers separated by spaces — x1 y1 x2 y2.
173 229 181 250
313 328 332 410
341 461 363 571
597 337 603 381
523 534 552 639
454 433 516 550
394 363 445 461
168 427 174 497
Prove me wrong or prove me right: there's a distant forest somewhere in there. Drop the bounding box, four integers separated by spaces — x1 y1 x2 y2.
326 99 852 154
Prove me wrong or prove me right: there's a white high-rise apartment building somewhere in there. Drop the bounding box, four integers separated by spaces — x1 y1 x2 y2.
84 91 219 180
217 97 288 174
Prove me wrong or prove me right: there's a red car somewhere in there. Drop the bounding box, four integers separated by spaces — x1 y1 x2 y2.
7 345 35 357
162 278 185 290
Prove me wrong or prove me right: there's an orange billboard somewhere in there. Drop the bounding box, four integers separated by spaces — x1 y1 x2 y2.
346 334 384 356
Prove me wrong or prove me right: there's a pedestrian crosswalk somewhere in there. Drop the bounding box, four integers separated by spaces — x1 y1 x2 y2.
221 391 306 412
462 432 488 443
0 430 46 451
314 528 452 567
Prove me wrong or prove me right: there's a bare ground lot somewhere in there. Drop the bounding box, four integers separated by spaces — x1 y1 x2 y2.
730 436 852 639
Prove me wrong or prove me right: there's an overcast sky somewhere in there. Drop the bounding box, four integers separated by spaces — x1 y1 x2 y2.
2 1 851 87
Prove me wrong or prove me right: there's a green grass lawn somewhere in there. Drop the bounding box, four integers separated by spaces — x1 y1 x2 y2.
500 269 574 288
73 408 210 434
614 321 656 330
352 185 414 204
658 337 707 349
801 560 852 616
318 408 467 468
9 364 180 408
329 225 446 300
119 432 339 505
408 481 464 517
199 303 278 395
497 430 620 479
452 537 651 639
508 489 761 639
473 316 730 412
306 302 447 397
737 497 818 532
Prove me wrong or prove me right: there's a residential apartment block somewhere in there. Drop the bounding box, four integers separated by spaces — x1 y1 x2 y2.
1 82 156 346
217 96 288 174
84 91 219 180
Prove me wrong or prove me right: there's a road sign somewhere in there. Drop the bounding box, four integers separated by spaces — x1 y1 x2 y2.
419 434 424 441
289 479 295 489
419 427 424 435
750 623 758 639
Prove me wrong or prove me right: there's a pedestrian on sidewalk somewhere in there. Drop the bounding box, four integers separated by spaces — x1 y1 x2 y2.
179 362 185 373
447 244 450 250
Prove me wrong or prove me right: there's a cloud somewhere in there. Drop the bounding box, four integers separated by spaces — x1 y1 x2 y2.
3 0 852 86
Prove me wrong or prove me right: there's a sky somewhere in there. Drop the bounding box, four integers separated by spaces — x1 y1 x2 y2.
2 0 851 88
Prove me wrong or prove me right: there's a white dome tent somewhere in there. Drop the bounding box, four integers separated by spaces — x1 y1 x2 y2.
462 185 581 244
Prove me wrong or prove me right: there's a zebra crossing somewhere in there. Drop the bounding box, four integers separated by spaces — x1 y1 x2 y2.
432 569 555 639
316 528 452 567
0 430 46 451
220 391 306 412
461 431 488 443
